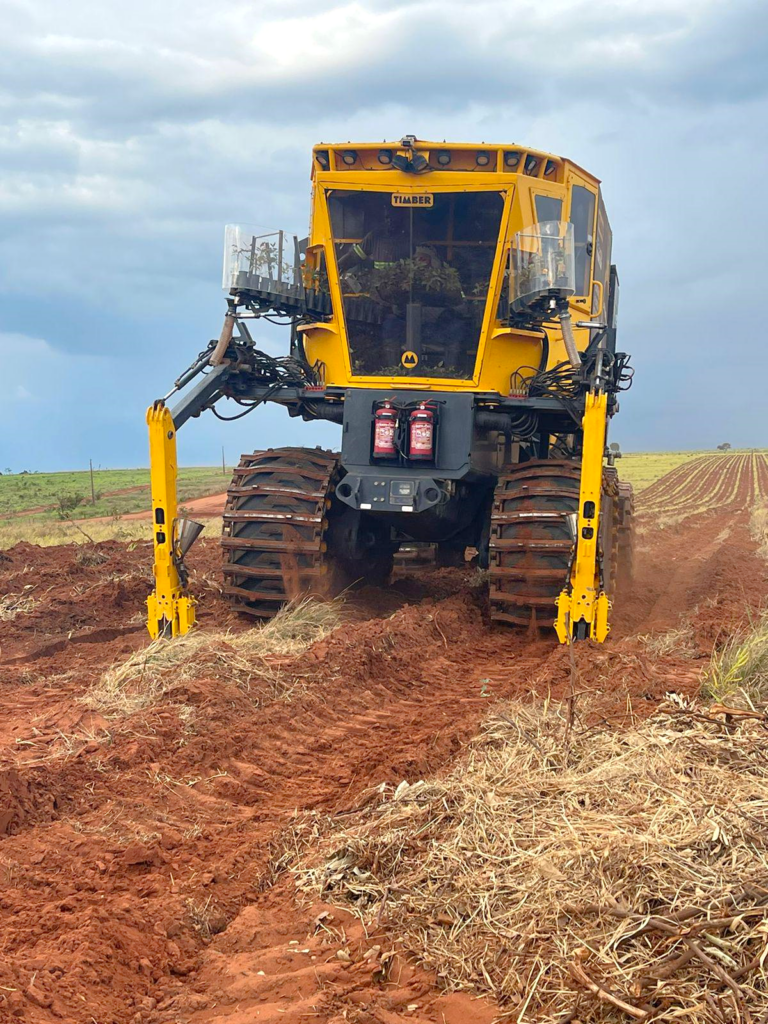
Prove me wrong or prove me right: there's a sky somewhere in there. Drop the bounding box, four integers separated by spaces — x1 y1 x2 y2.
1 0 766 472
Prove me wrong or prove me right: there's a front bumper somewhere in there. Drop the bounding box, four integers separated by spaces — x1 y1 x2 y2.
336 473 446 513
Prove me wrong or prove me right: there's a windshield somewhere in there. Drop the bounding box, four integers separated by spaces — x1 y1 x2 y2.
328 190 505 378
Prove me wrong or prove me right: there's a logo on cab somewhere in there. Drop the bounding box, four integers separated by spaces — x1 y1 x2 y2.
391 194 434 208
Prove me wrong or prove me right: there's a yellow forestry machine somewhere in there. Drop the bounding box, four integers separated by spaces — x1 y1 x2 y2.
146 137 634 643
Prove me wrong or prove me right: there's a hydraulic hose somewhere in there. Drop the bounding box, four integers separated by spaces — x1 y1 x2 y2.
536 329 550 375
210 311 236 366
301 402 344 424
558 307 582 368
475 410 537 437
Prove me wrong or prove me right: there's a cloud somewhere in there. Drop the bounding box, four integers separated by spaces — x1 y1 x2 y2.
0 329 339 472
0 0 766 467
3 0 767 140
0 332 105 408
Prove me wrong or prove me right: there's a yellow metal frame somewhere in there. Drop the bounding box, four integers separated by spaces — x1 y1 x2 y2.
303 141 615 645
146 402 197 638
554 391 610 644
142 139 615 645
315 180 516 391
300 140 604 396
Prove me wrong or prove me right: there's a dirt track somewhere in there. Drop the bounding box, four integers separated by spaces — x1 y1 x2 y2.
0 453 766 1023
109 490 227 522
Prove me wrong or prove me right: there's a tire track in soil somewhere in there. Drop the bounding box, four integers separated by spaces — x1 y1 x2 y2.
0 456 766 1024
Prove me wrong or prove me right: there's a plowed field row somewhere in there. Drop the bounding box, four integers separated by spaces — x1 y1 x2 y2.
639 452 768 517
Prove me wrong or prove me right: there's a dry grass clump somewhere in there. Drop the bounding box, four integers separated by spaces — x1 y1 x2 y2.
636 625 696 658
0 517 153 549
253 597 342 656
74 546 111 566
295 698 768 1022
0 592 38 620
703 612 768 708
81 596 341 716
751 503 768 560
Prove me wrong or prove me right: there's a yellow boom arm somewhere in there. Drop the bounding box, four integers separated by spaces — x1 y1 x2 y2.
146 401 197 638
554 390 610 644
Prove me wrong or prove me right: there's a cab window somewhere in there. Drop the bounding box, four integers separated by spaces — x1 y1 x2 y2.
592 193 612 314
534 194 563 225
569 185 596 297
328 190 504 378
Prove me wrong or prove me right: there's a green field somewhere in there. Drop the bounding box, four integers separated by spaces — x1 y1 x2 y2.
618 449 767 491
617 451 710 492
0 454 748 520
0 451 761 550
0 466 229 522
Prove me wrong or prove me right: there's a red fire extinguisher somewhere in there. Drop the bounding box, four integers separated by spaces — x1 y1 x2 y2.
408 402 436 461
373 401 398 458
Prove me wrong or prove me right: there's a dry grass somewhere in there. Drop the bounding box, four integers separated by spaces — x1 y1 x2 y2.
185 896 228 938
0 517 152 549
0 592 38 620
46 726 112 762
703 611 768 707
751 504 768 561
80 596 342 716
74 546 111 566
295 697 768 1022
635 625 696 659
0 515 224 550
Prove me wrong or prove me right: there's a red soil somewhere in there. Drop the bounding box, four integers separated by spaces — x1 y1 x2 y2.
0 454 765 1023
119 491 227 522
78 491 227 526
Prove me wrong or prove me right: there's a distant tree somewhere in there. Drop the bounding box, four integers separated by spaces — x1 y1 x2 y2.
716 443 732 451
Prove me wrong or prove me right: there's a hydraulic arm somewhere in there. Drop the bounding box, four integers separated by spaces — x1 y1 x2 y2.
143 337 320 639
554 390 610 643
146 402 197 638
145 356 235 638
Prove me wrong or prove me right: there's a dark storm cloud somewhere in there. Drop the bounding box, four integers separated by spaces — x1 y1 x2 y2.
0 0 766 468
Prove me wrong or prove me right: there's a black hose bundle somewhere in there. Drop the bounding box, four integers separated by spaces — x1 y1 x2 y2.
526 360 584 401
210 345 319 422
242 348 318 388
611 352 635 392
